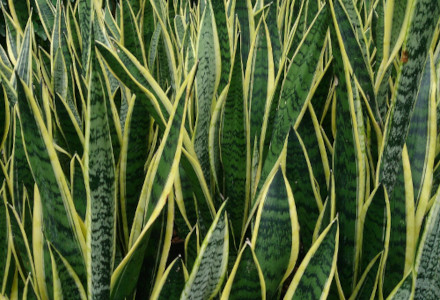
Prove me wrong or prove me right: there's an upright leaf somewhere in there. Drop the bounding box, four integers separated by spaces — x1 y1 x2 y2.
17 76 87 288
257 5 328 195
414 192 440 299
194 0 220 184
221 39 247 243
180 202 229 300
284 219 339 300
379 0 440 195
253 168 299 298
84 50 116 298
221 243 265 300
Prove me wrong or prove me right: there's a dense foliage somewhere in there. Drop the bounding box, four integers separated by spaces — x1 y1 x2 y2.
0 0 439 299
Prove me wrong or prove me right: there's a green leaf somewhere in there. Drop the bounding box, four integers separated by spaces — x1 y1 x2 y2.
414 192 440 299
194 0 220 185
382 147 414 296
16 75 87 289
286 129 321 250
221 242 265 300
84 48 116 298
49 244 86 299
33 0 55 39
387 271 415 300
78 0 92 71
119 93 151 241
331 0 377 124
350 253 382 300
153 257 187 300
249 17 270 149
221 39 247 243
253 167 299 298
11 18 33 88
379 0 440 195
96 40 169 128
13 109 35 212
212 0 231 92
70 155 87 221
359 186 389 278
7 204 33 278
257 4 328 196
110 66 191 299
266 1 281 72
331 31 364 294
406 57 432 204
283 218 338 300
0 187 8 280
235 0 252 71
121 0 146 65
141 0 154 61
180 202 229 300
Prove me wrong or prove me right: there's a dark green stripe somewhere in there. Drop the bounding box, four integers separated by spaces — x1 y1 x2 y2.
122 0 144 65
229 245 263 300
157 258 186 300
286 129 320 250
406 58 431 203
194 0 218 186
221 40 247 244
212 0 231 92
332 36 358 295
290 220 338 300
121 96 150 234
88 46 116 298
414 194 440 299
379 0 440 195
258 5 329 198
17 77 87 287
255 168 293 298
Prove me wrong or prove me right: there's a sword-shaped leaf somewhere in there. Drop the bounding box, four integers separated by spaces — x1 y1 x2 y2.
330 0 378 124
235 0 252 72
78 0 92 71
359 186 389 278
249 16 272 150
33 0 55 40
84 47 116 298
110 65 192 299
212 0 231 92
350 252 382 300
49 244 87 299
257 4 328 196
387 271 415 300
194 0 220 184
406 56 432 204
221 242 265 300
331 31 364 294
284 218 339 300
16 75 87 288
121 0 146 65
286 128 321 251
414 191 440 300
180 202 229 300
221 38 247 243
151 257 187 300
96 40 169 128
11 18 33 89
253 167 299 299
0 187 8 285
119 93 151 240
379 0 440 195
0 82 10 151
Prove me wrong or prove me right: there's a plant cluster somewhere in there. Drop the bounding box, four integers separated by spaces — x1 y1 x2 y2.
0 0 440 299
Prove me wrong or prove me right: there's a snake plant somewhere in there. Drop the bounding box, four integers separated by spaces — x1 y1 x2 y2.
0 0 439 299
